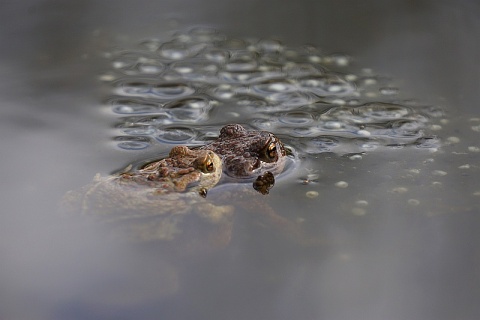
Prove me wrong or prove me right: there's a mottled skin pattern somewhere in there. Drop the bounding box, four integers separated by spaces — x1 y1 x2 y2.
61 146 234 248
61 125 293 247
200 124 287 179
120 145 221 196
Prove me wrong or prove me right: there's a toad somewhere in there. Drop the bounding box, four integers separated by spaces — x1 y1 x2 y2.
61 146 234 251
200 124 287 193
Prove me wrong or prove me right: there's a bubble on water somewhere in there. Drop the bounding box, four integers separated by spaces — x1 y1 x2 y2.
110 99 159 114
158 41 206 60
392 187 408 194
235 94 269 108
151 83 196 99
356 130 371 137
170 59 219 81
256 39 284 53
335 181 349 188
359 141 380 150
305 191 319 199
250 118 276 130
188 26 224 42
298 75 356 96
354 102 412 121
432 170 447 176
458 164 470 169
282 63 323 77
355 200 369 206
471 125 480 132
446 136 460 144
164 97 212 122
111 52 165 76
225 51 259 72
322 121 344 130
379 87 399 95
352 207 366 216
217 38 249 50
252 81 297 94
291 127 317 137
136 63 165 74
121 126 157 135
308 55 322 63
112 61 129 69
279 111 314 125
125 114 174 127
415 136 440 149
139 39 162 51
407 199 420 206
99 74 116 82
116 81 152 95
265 91 317 109
156 126 198 144
362 77 378 85
115 81 196 99
349 154 363 160
219 70 280 84
302 137 339 153
203 49 230 63
330 54 351 67
114 136 152 150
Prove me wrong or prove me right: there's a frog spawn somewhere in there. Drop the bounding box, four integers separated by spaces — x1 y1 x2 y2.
104 28 442 156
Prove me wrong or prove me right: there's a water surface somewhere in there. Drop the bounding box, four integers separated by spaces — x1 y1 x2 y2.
1 1 480 320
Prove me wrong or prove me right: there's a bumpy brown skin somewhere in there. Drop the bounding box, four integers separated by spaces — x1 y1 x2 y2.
200 124 287 179
119 145 221 196
61 146 233 249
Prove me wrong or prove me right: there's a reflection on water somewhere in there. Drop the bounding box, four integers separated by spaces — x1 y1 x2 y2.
2 2 480 319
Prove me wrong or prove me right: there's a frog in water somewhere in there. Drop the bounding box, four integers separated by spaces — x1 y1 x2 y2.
62 125 303 249
119 145 221 197
200 124 287 194
62 146 234 249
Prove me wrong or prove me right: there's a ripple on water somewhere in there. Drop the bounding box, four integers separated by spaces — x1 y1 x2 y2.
218 70 282 84
170 59 219 82
119 125 157 136
114 80 195 100
163 96 212 122
302 136 339 154
353 102 412 121
110 98 159 114
111 51 165 76
114 136 152 150
297 74 356 96
105 29 444 154
279 111 315 125
155 126 198 144
158 40 206 60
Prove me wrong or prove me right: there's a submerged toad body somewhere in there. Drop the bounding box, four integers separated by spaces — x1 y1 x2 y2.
62 125 294 247
62 146 234 247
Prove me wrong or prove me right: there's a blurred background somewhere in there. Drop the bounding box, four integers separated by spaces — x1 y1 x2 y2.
1 1 479 319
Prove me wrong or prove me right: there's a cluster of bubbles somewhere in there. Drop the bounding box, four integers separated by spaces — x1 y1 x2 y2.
101 27 443 154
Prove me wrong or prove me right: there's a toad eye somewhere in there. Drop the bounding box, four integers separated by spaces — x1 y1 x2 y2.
202 158 215 173
262 141 278 162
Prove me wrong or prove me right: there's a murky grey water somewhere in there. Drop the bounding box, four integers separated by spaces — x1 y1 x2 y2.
1 1 480 320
